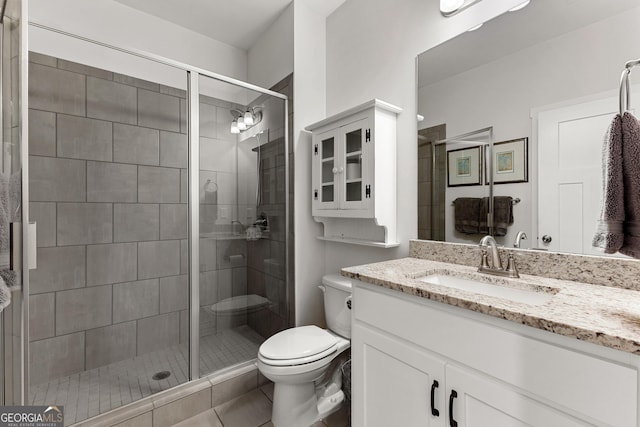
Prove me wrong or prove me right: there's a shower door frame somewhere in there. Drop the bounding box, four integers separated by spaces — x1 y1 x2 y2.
23 21 289 393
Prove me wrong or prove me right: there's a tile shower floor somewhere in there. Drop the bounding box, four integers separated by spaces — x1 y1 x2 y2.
29 326 264 425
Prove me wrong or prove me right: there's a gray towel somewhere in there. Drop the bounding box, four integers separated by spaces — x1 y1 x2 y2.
493 196 514 237
619 112 640 258
0 269 17 289
0 172 10 254
593 114 624 252
453 198 481 234
478 197 513 236
0 273 10 312
593 112 640 258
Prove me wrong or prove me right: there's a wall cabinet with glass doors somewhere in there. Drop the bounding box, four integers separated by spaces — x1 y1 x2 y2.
306 99 402 247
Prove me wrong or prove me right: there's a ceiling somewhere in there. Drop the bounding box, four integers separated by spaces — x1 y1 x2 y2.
418 0 640 87
113 0 293 50
113 0 347 50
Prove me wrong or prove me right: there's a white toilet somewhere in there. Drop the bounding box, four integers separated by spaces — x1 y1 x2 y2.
257 274 352 427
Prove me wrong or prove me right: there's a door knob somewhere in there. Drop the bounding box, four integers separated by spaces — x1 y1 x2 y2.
542 235 552 244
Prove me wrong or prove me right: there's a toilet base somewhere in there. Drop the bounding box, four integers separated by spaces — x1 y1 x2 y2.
271 381 345 427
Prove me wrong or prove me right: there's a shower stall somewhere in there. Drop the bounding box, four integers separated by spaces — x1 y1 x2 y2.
1 10 291 425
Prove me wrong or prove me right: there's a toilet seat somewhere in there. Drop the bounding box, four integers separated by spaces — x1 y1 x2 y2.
259 325 339 367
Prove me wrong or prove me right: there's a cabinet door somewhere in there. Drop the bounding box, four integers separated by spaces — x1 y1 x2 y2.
312 129 340 211
353 324 446 427
340 118 370 210
445 364 590 427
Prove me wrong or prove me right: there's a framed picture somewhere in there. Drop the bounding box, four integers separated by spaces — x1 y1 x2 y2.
486 137 528 184
447 146 482 187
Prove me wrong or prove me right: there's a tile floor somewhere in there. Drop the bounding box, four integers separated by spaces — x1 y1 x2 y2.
176 383 351 427
29 326 264 425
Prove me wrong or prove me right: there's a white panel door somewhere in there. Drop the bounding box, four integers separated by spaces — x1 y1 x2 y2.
537 97 619 254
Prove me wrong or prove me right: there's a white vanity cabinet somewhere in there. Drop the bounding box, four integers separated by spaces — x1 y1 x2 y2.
305 100 402 247
352 281 639 427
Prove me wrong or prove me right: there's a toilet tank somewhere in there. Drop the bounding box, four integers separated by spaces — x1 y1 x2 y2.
321 274 352 339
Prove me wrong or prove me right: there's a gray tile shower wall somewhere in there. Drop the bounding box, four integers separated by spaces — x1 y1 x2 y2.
27 52 250 385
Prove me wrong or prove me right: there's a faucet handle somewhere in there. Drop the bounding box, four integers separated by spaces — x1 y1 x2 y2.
480 248 490 269
505 253 520 278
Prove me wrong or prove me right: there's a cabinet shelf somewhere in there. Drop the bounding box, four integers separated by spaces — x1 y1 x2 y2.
317 235 400 248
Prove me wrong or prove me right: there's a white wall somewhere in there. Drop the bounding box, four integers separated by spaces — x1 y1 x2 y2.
28 0 248 101
417 6 640 247
322 0 525 273
292 0 331 326
248 3 294 89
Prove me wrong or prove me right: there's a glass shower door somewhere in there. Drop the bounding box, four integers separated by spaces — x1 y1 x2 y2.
1 0 26 405
26 42 190 422
197 74 288 377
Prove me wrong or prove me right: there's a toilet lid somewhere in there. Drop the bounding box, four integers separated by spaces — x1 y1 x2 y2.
259 325 338 361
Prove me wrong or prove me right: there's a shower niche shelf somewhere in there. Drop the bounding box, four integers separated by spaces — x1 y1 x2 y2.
306 99 401 247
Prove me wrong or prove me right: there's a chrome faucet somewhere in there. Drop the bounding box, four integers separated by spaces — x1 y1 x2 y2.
478 235 519 278
513 231 528 248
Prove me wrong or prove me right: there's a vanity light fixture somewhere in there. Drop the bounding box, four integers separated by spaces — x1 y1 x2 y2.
440 0 482 17
244 110 255 126
237 116 247 131
230 119 240 134
440 0 464 14
508 0 530 12
230 107 262 134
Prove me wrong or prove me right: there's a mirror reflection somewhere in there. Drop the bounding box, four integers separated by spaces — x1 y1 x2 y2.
417 0 640 255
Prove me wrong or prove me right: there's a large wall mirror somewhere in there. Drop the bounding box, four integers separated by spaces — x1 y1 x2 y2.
417 0 640 255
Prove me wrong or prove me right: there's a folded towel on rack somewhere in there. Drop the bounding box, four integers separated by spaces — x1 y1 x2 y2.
479 197 490 234
453 198 481 234
478 196 514 236
493 196 514 236
593 114 629 254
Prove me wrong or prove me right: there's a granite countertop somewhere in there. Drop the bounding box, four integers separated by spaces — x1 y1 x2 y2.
342 257 640 355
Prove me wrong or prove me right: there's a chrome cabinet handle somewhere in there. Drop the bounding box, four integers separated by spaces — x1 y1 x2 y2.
542 235 552 244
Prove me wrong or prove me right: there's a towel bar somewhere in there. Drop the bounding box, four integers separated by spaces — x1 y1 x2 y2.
452 197 520 206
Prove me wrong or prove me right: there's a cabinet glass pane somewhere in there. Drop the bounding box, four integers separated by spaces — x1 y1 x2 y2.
346 181 362 201
322 185 334 202
346 129 362 154
322 137 334 159
346 156 362 180
322 161 334 183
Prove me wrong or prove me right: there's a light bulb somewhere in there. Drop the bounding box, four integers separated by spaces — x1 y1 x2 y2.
440 0 464 14
237 116 247 131
244 110 254 126
230 120 240 134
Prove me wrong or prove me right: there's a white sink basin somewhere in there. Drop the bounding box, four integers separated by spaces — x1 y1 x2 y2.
416 272 558 306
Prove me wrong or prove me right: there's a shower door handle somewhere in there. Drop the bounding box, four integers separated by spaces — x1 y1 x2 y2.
9 221 37 270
